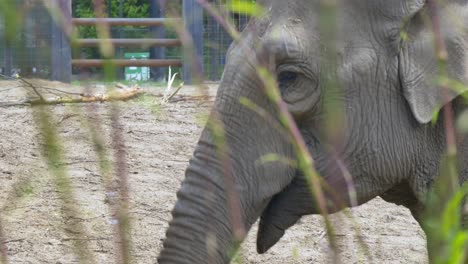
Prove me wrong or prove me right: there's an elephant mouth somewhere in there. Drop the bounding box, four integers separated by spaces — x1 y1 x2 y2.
275 155 354 214
256 161 354 254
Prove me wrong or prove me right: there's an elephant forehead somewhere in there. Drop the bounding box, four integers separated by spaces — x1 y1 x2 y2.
256 0 320 32
258 0 320 17
258 0 416 21
255 1 408 47
261 21 318 61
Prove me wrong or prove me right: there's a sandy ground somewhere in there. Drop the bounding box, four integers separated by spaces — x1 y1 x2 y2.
0 79 427 263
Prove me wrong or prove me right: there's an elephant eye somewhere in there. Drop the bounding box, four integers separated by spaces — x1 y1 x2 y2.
278 71 298 92
275 65 319 113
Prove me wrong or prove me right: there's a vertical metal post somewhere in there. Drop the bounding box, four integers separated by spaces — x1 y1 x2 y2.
51 0 72 82
220 13 232 79
108 0 112 18
182 0 203 84
238 13 249 32
116 0 124 79
1 13 12 76
150 0 166 81
208 15 218 81
3 44 12 77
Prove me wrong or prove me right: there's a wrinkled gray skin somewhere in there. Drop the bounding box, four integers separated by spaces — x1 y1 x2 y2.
159 1 468 263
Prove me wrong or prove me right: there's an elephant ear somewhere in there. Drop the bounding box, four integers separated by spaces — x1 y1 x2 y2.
399 2 468 124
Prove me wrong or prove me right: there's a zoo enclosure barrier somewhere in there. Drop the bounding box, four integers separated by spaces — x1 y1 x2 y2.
71 17 183 81
0 0 250 84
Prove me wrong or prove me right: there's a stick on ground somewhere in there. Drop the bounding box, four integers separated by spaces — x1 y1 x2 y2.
0 85 144 107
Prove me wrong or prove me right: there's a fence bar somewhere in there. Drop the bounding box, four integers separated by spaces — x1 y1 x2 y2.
72 18 180 26
150 0 166 80
183 0 204 85
3 40 12 77
51 0 72 82
72 59 182 67
75 38 181 47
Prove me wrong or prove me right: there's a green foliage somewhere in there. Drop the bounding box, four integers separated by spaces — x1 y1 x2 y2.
424 151 468 264
424 188 468 264
226 0 262 17
73 0 150 19
118 0 149 18
73 0 150 39
255 153 297 167
0 0 21 44
456 110 468 133
73 0 97 40
73 0 150 59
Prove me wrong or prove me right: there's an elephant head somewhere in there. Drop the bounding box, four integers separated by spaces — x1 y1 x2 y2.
159 1 468 263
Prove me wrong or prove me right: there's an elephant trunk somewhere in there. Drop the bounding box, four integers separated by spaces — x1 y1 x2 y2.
158 133 239 263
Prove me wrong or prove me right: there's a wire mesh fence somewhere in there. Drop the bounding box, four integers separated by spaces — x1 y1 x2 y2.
0 0 53 78
203 5 249 81
0 0 250 82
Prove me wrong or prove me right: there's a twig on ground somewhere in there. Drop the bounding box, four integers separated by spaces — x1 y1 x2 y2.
161 67 183 104
2 238 25 244
168 95 213 103
0 80 212 107
0 85 144 107
0 86 23 93
0 101 31 107
166 83 184 102
0 73 17 80
36 86 84 96
17 77 45 101
0 216 9 263
62 237 110 242
314 230 327 245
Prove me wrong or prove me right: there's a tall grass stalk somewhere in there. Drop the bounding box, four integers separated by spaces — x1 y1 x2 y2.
80 99 130 264
0 217 8 264
33 105 96 263
207 114 246 245
109 104 133 264
82 0 133 261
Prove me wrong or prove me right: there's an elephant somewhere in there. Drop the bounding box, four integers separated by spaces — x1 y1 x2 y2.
159 0 468 263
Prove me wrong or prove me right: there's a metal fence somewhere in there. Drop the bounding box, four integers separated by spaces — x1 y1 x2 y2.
204 8 249 81
1 0 53 78
0 0 250 82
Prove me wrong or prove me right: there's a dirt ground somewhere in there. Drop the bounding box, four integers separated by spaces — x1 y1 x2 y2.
0 79 427 263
